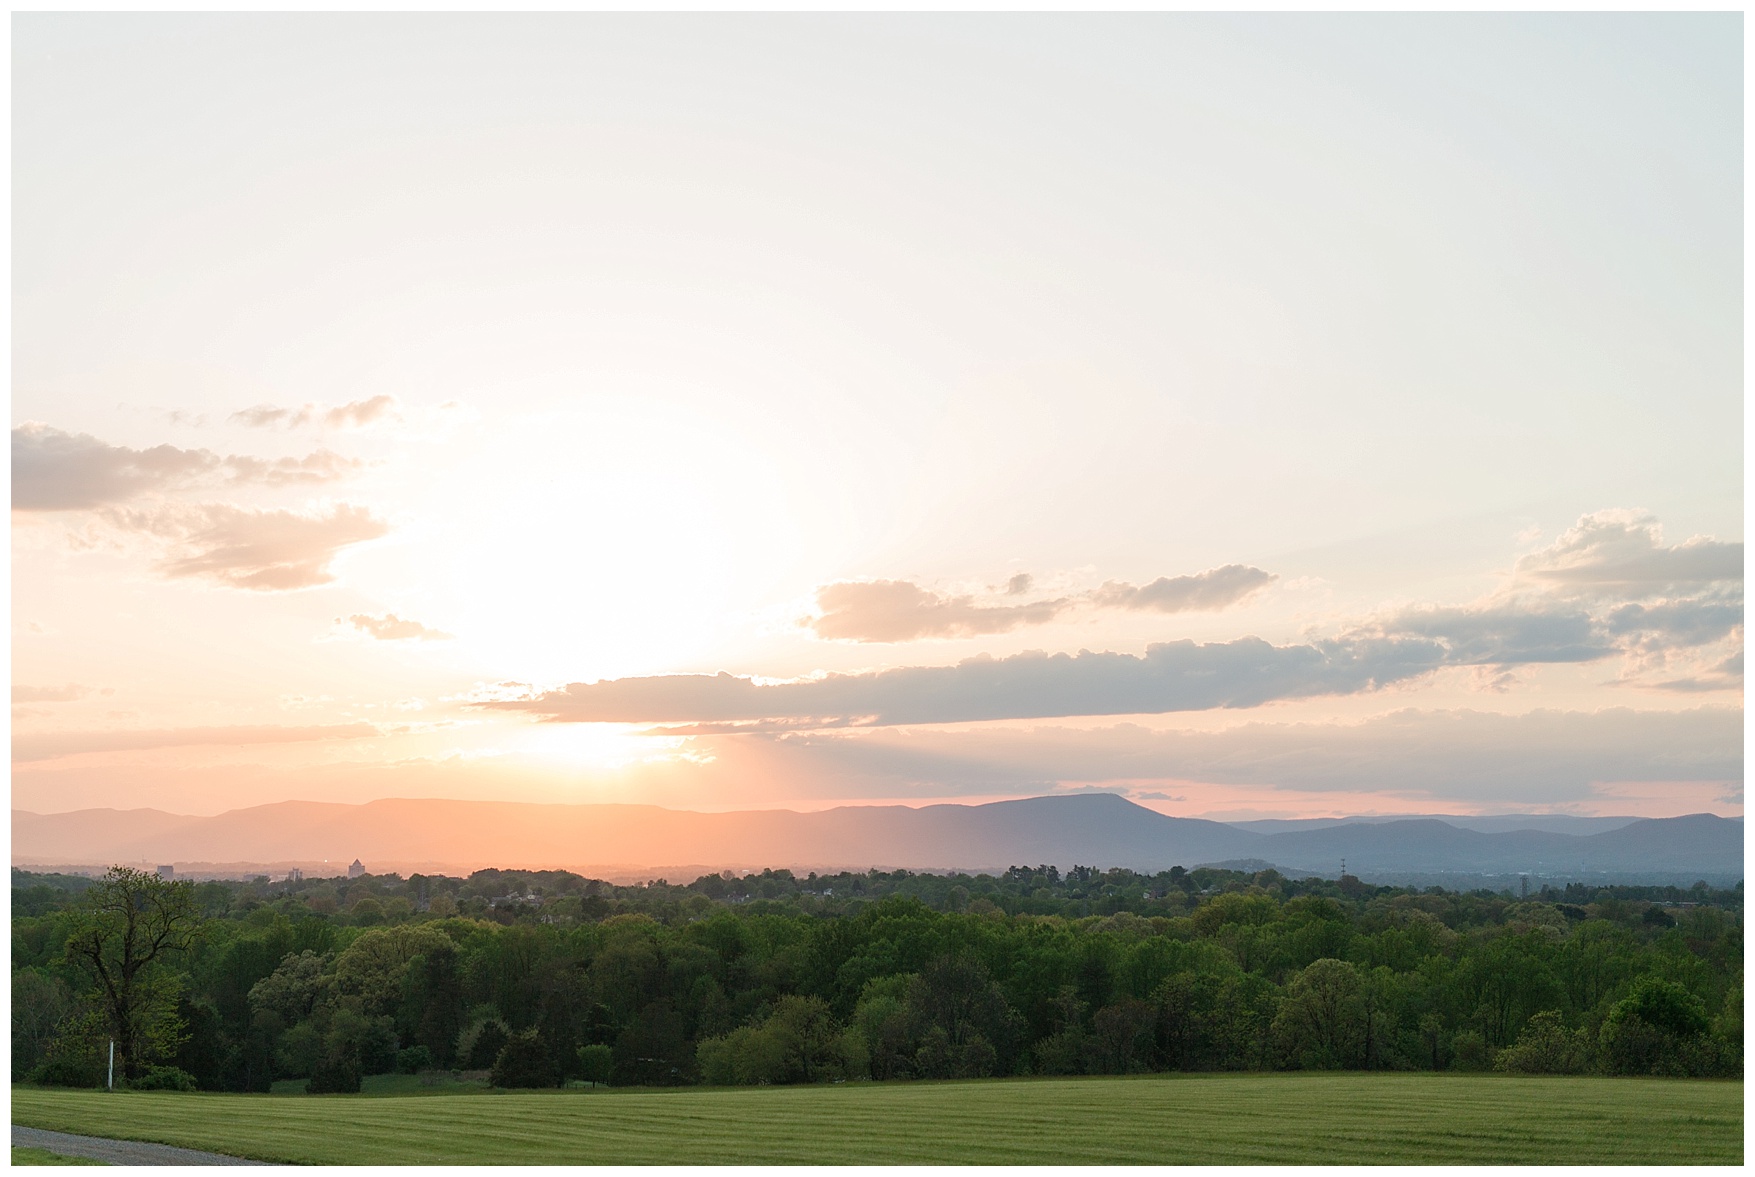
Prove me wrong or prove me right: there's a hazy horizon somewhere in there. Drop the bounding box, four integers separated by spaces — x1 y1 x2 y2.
12 14 1743 829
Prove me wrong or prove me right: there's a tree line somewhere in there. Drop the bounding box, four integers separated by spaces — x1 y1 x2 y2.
11 862 1741 1092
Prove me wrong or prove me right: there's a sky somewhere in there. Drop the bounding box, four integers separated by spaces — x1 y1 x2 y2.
11 13 1744 821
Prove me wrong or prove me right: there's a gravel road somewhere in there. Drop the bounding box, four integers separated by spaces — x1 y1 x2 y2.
13 1125 278 1166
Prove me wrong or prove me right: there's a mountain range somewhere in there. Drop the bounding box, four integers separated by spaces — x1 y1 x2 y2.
11 794 1743 885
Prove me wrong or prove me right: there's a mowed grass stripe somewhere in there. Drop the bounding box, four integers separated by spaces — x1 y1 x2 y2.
11 1073 1743 1165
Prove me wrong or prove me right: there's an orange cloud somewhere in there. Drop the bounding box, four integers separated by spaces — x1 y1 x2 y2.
812 579 1068 642
345 613 453 641
12 722 380 762
134 502 390 591
230 395 401 431
12 683 105 703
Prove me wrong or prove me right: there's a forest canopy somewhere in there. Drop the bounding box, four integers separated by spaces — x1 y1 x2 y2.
11 863 1741 1093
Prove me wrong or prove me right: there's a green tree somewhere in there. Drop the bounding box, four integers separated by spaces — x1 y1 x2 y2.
576 1042 614 1086
11 967 75 1080
1273 958 1365 1070
906 955 1020 1079
491 1029 561 1088
767 995 842 1084
1599 975 1711 1075
613 1001 694 1086
58 866 202 1079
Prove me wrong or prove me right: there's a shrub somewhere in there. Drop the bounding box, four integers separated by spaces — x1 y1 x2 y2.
1033 1028 1089 1076
29 1031 105 1089
131 1065 198 1092
29 1051 105 1089
395 1045 433 1074
697 1024 784 1086
456 1014 512 1071
1494 1012 1588 1075
306 1054 361 1094
696 997 863 1086
490 1030 560 1089
576 1043 614 1087
1449 1030 1489 1072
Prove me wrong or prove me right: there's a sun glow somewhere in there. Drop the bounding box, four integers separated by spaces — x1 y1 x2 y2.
511 719 686 774
375 395 806 685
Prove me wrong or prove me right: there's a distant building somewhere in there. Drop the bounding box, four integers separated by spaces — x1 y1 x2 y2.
347 859 365 879
287 868 304 884
156 865 175 881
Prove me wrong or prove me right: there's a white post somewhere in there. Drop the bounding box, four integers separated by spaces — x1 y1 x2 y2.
108 1040 115 1091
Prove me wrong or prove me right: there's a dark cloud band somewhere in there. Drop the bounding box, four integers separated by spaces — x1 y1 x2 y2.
488 635 1451 727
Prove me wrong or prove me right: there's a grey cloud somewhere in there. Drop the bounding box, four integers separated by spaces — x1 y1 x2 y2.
12 424 359 510
1517 510 1742 594
1374 603 1614 665
487 635 1450 727
811 580 1069 642
1092 565 1276 613
714 707 1740 805
14 425 218 509
230 396 400 431
1605 597 1743 647
135 503 389 591
810 563 1276 643
346 614 453 641
12 722 381 763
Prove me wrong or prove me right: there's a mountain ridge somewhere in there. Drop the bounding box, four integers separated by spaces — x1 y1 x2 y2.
12 794 1742 883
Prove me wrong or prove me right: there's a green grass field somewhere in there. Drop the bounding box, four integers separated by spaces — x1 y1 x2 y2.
266 1071 494 1096
11 1146 105 1166
11 1073 1743 1165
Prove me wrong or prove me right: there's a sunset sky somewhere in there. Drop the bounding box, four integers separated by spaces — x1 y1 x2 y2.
12 14 1743 821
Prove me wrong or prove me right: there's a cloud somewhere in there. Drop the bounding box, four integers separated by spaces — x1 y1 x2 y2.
325 396 399 428
707 707 1741 805
1516 510 1743 595
11 424 360 510
508 507 1739 732
808 563 1276 642
114 502 390 591
12 722 381 763
811 580 1070 642
1348 510 1744 686
12 684 104 703
488 635 1450 727
345 614 453 641
1604 598 1743 647
230 395 401 431
1092 565 1277 613
1370 603 1614 665
223 451 362 486
1650 652 1744 694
